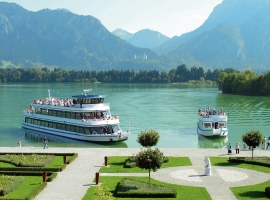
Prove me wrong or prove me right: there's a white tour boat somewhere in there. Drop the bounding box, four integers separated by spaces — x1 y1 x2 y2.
22 89 130 142
197 106 228 137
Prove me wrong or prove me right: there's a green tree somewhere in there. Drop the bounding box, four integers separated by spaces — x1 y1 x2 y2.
135 148 164 187
242 130 263 160
137 130 160 148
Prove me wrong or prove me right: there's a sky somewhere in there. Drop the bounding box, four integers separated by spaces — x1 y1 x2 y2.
2 0 223 38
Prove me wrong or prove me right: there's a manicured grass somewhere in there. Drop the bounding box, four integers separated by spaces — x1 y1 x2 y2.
0 176 43 199
0 162 15 167
210 156 270 199
231 180 270 200
83 176 211 200
0 155 72 169
99 156 191 173
45 156 72 168
210 157 270 173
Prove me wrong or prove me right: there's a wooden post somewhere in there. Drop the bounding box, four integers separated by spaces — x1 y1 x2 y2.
95 172 99 185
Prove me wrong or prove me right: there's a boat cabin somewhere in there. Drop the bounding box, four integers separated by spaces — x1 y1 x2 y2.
72 95 106 107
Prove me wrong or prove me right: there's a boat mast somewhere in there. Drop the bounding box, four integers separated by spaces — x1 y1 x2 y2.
48 90 51 100
83 89 92 96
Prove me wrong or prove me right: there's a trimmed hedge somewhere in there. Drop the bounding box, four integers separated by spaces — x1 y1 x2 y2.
124 156 169 168
26 182 47 200
0 153 77 172
116 178 177 198
229 157 270 167
265 186 270 197
0 176 24 196
0 171 57 182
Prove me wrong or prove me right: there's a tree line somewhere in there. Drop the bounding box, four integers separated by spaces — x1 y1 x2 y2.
216 70 270 96
0 65 238 83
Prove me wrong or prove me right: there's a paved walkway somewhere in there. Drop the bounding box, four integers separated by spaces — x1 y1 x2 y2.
1 147 270 200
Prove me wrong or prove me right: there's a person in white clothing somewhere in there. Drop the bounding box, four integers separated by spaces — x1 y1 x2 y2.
235 142 240 154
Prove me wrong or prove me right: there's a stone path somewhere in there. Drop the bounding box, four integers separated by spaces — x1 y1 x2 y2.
0 147 269 200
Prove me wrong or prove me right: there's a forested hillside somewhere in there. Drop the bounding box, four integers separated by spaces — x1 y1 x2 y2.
0 2 175 71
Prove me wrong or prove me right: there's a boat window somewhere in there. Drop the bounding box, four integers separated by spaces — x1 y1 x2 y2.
75 126 80 133
26 118 31 123
91 127 101 134
84 128 90 134
61 124 65 130
44 122 48 127
52 123 56 129
35 108 41 114
70 125 75 132
57 123 61 129
76 113 81 120
61 111 66 118
219 122 226 128
41 109 47 115
71 113 76 119
53 110 57 117
57 111 61 117
79 127 84 134
66 125 70 131
204 123 212 128
48 110 53 116
66 112 71 119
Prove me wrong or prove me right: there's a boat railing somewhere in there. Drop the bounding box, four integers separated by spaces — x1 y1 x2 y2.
31 99 110 109
198 111 227 117
81 116 119 122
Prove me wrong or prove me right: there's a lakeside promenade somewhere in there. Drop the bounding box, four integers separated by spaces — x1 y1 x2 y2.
0 147 269 200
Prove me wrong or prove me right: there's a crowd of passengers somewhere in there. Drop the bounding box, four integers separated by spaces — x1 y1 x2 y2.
81 112 118 122
198 108 226 116
33 98 74 107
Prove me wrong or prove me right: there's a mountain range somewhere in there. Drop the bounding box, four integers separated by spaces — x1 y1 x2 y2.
112 28 170 49
1 0 270 73
0 2 174 71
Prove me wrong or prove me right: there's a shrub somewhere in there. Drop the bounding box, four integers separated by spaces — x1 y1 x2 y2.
265 186 270 197
116 178 177 198
0 175 24 196
93 185 114 200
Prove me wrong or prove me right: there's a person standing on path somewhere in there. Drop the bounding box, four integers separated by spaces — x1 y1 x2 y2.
227 142 232 154
267 137 270 149
262 137 266 149
17 139 21 148
235 142 240 154
43 136 48 149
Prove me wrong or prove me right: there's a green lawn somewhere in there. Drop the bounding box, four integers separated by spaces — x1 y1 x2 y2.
210 157 270 173
0 155 73 169
99 156 191 173
90 156 270 199
83 176 211 200
0 176 43 199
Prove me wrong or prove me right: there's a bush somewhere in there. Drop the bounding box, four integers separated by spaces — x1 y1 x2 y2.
229 157 270 167
265 186 270 197
163 156 169 163
0 175 24 196
116 178 177 198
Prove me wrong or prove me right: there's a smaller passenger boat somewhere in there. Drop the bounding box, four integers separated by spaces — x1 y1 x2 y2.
197 106 228 137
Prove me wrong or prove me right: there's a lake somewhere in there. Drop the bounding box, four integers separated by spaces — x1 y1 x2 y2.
1 82 270 149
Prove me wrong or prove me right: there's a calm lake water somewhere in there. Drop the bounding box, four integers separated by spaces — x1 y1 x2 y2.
1 83 270 149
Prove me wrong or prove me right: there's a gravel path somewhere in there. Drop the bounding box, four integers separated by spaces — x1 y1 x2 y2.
1 147 269 200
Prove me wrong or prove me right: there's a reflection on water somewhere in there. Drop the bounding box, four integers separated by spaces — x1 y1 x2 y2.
24 130 128 148
198 134 228 149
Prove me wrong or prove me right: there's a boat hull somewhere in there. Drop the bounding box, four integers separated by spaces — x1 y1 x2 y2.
22 122 129 142
197 122 228 137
